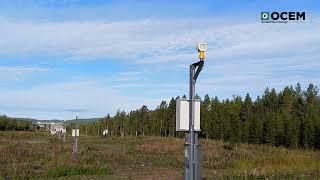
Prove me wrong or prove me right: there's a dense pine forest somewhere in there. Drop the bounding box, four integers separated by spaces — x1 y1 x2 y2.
78 83 320 149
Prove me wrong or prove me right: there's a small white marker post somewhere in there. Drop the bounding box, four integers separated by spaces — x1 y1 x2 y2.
72 129 79 160
102 129 109 138
63 121 66 142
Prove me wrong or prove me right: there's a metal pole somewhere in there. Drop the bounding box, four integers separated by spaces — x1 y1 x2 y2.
183 42 206 180
63 121 66 142
189 64 196 180
75 136 78 155
75 115 78 159
72 136 76 160
72 115 79 161
72 134 78 160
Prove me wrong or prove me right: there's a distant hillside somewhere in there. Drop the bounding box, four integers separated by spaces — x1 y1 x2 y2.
66 118 101 124
12 117 38 122
14 118 63 123
2 116 101 124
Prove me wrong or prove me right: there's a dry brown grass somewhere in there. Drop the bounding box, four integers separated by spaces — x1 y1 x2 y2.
135 136 183 155
0 131 320 179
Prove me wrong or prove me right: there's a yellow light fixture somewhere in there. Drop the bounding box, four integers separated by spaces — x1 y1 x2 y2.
197 42 207 60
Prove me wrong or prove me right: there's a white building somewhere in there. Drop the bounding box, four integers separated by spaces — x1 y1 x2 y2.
50 123 66 135
35 122 66 135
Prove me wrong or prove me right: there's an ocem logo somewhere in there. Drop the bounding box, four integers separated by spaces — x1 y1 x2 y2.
261 12 306 22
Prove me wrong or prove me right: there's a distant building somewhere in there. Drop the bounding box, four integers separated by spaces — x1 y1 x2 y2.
35 122 66 135
50 123 66 135
35 122 51 131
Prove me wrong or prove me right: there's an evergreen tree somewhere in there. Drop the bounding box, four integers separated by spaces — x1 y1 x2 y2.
228 96 242 145
200 94 211 138
240 93 253 143
302 84 319 148
208 96 221 139
167 98 176 137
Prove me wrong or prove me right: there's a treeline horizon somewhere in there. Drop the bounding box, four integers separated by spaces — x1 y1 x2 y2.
78 83 320 149
0 115 33 131
1 83 320 149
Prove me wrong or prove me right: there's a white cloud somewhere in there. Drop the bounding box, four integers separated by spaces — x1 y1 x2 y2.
0 16 320 118
0 80 161 119
0 66 50 81
0 66 48 73
113 71 142 82
0 17 318 64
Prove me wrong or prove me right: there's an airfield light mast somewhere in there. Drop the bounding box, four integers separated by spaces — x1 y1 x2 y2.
188 42 207 180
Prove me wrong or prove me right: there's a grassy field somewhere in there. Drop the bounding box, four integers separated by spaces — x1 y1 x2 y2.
0 131 320 179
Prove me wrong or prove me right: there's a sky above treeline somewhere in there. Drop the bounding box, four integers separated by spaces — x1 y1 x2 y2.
0 0 319 120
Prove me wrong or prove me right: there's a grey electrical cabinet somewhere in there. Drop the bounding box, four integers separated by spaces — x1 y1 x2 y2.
176 98 201 132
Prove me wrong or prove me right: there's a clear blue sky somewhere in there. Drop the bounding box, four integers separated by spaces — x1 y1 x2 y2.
0 0 319 119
